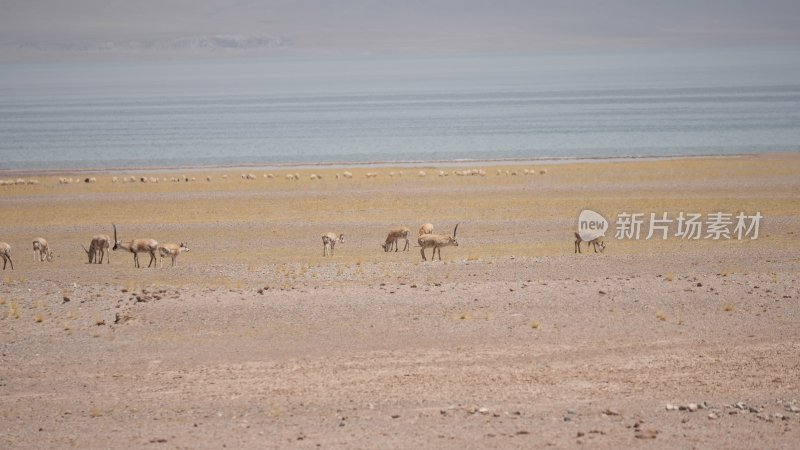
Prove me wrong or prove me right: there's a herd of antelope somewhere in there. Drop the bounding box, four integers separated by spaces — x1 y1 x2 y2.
0 224 190 270
2 166 551 190
0 165 611 272
0 221 604 270
320 222 461 261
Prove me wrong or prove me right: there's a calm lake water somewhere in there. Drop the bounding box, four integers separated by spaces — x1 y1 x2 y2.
1 47 799 170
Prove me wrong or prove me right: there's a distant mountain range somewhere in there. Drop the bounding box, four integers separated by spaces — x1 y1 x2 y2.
1 0 798 61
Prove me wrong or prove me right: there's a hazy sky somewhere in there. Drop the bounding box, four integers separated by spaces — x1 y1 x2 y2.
1 0 799 60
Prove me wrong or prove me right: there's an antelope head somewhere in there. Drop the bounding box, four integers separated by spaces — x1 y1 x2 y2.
338 234 345 243
598 240 606 252
450 223 460 246
180 242 190 252
81 244 94 263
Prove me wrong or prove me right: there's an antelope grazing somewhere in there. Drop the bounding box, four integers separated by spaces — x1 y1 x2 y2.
418 223 459 261
112 224 159 268
32 238 53 262
574 232 606 254
419 223 434 236
322 232 344 257
381 226 411 252
0 242 13 270
158 242 190 268
82 234 111 264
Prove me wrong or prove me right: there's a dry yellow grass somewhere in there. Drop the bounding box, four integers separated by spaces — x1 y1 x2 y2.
0 154 798 287
6 302 20 319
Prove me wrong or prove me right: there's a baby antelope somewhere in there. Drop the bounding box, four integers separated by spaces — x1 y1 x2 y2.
418 223 459 261
381 226 411 252
32 237 54 262
0 241 13 270
322 232 344 257
158 242 190 268
574 232 606 253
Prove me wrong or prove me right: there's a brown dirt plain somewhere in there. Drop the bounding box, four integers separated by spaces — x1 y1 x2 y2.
1 154 799 449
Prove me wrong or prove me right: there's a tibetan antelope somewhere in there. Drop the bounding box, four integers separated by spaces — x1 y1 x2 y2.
0 242 13 270
418 223 459 261
112 224 159 268
419 223 434 236
381 226 411 252
82 234 111 264
322 232 344 257
574 232 606 254
32 237 53 262
158 242 190 268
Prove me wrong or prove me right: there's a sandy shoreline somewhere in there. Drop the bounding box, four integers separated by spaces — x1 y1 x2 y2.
0 151 761 176
1 153 799 448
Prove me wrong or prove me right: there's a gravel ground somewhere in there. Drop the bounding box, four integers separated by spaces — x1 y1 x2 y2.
1 155 799 448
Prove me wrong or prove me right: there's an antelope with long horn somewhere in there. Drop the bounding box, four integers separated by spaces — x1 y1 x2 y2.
82 234 111 264
32 237 53 262
158 242 190 268
0 242 13 270
381 226 411 252
322 232 344 257
418 223 460 261
112 224 158 268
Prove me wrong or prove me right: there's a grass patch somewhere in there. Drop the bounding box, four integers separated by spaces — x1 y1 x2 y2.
6 302 20 319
